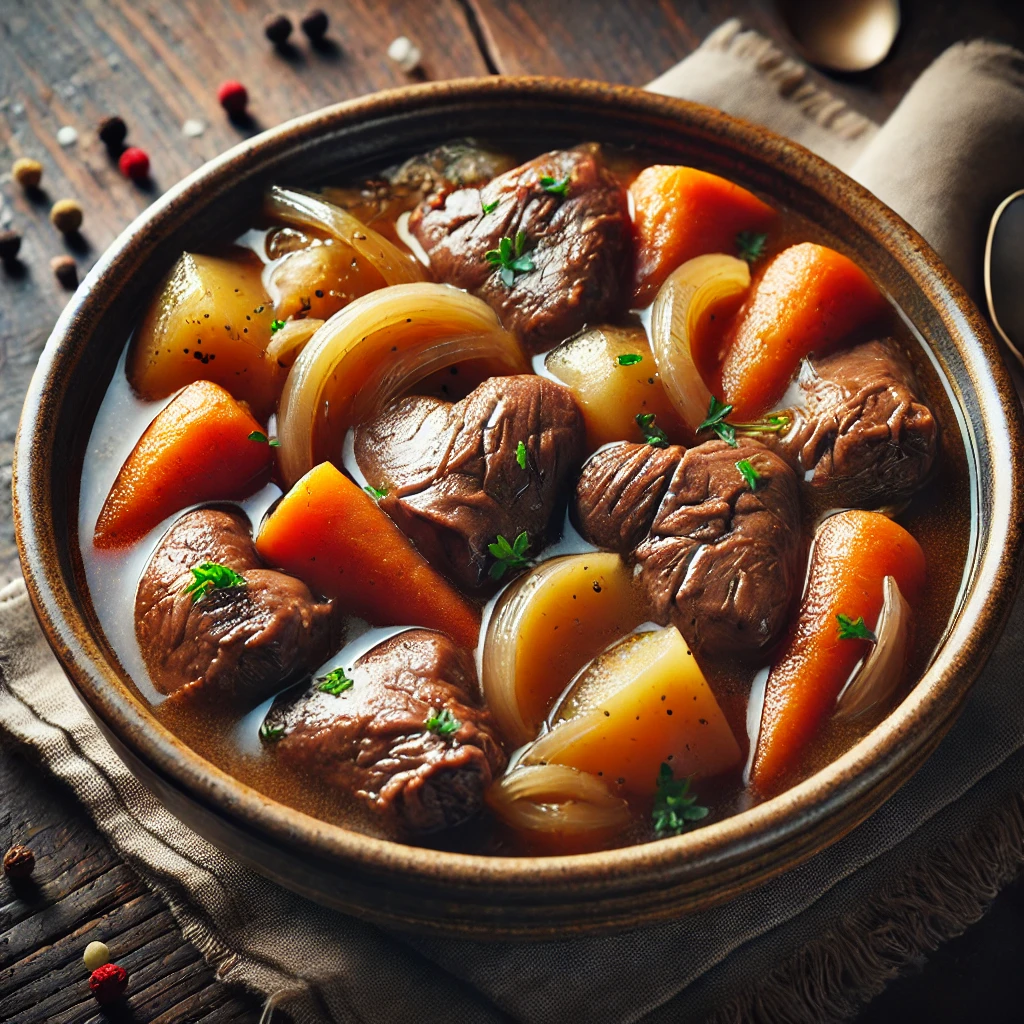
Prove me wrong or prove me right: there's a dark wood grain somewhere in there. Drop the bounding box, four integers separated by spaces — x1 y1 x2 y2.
2 0 1023 1020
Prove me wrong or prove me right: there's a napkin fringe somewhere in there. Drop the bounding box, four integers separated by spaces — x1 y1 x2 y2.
708 790 1024 1024
703 19 875 142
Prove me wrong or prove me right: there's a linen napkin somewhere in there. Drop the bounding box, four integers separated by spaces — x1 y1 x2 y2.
4 20 1024 1024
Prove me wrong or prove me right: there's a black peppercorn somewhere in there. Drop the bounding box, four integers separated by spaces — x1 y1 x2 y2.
0 229 22 264
97 115 128 151
264 13 293 45
51 255 78 289
300 9 329 41
3 844 35 879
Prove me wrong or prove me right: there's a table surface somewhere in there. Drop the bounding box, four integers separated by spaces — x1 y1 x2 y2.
3 1 1024 1021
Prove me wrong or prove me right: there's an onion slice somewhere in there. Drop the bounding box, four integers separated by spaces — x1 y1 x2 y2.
834 575 910 721
650 253 750 435
265 186 426 286
265 318 324 367
276 282 528 486
486 764 631 835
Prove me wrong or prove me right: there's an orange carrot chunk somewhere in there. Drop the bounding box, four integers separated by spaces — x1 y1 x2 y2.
255 462 481 650
630 165 777 306
94 380 273 549
751 510 926 795
718 242 889 420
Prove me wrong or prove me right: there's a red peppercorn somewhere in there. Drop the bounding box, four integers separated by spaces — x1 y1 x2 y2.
89 962 128 1005
118 146 150 182
217 80 248 116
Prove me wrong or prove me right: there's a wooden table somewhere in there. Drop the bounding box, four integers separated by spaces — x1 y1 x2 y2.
2 2 1023 1020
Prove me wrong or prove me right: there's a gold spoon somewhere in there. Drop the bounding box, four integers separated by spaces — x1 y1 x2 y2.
776 0 901 73
985 190 1024 368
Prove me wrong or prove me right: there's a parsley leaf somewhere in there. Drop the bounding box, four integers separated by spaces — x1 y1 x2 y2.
837 614 877 642
248 430 281 447
652 763 709 837
485 231 534 287
539 174 570 196
259 719 284 742
617 353 643 366
270 319 286 333
736 458 760 491
481 197 499 215
696 396 737 447
516 440 528 470
736 231 768 264
363 484 387 500
488 531 530 580
184 562 246 602
317 667 355 695
636 412 669 448
425 707 461 737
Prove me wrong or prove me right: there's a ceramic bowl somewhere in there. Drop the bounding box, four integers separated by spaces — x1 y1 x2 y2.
14 78 1024 939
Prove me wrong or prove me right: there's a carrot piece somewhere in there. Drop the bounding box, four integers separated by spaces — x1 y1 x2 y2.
751 510 926 795
630 165 777 306
255 462 481 649
718 242 889 419
94 380 273 548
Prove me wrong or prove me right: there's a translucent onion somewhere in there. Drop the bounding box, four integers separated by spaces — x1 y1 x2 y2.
276 282 528 485
264 186 426 286
265 318 324 367
486 764 631 834
650 254 750 435
835 575 910 721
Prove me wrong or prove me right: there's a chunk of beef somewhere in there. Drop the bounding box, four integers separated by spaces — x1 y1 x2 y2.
136 508 335 702
769 339 937 506
262 629 506 834
575 440 803 660
355 375 585 593
409 145 632 350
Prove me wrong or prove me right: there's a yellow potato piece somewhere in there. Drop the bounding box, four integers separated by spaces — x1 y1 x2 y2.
525 626 741 795
128 252 284 419
544 324 685 452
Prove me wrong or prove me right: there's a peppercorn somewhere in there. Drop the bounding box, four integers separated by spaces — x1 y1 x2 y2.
51 255 78 289
118 146 150 182
83 940 111 972
217 80 249 117
3 844 35 879
264 13 292 45
387 36 422 74
50 198 83 235
12 157 43 190
89 962 128 1005
300 9 329 41
97 115 128 152
0 229 22 264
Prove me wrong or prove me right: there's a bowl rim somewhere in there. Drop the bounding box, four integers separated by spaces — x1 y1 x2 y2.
13 75 1024 898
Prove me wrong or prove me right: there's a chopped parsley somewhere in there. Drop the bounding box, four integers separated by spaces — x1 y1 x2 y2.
317 667 355 695
488 531 530 580
697 396 737 447
248 430 281 447
736 458 760 490
481 197 499 215
652 763 709 837
259 720 284 742
539 174 570 196
516 440 528 470
485 231 534 287
837 614 877 642
617 353 643 366
183 562 246 602
736 231 768 264
636 412 669 448
425 707 461 737
363 483 387 500
270 319 286 333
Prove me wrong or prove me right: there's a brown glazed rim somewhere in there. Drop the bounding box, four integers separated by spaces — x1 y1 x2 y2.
13 77 1024 911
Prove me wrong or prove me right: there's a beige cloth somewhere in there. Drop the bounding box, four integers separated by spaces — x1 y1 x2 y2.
3 20 1024 1024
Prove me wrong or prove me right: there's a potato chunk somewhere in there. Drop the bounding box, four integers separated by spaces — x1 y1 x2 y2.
524 626 741 795
128 252 283 418
544 325 685 452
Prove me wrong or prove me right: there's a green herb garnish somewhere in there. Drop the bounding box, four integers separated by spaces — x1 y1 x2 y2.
636 412 669 448
481 197 499 215
736 231 768 264
425 707 461 737
837 614 877 642
617 353 643 366
652 763 709 837
270 319 286 333
539 174 570 196
184 562 246 602
485 231 534 287
259 720 284 742
736 459 760 491
516 440 528 470
488 531 530 580
696 396 737 447
248 430 281 447
363 484 387 500
317 667 355 695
